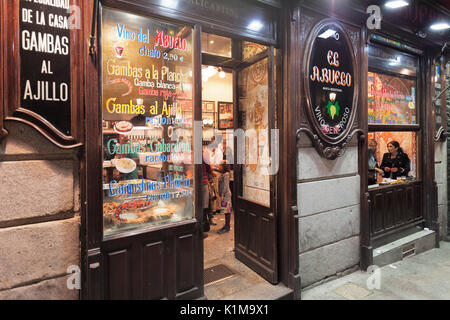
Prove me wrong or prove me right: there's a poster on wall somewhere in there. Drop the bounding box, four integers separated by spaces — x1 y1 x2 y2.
368 72 416 125
218 101 233 129
101 7 194 237
304 20 358 160
19 0 72 135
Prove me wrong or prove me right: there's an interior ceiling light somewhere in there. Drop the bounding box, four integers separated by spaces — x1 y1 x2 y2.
218 67 226 78
385 0 409 9
430 22 450 31
318 29 336 39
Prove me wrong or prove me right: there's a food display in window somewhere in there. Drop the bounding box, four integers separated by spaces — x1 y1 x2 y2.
114 158 137 173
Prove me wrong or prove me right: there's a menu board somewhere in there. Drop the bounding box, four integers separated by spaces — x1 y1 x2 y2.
19 0 71 135
368 72 416 125
101 7 194 237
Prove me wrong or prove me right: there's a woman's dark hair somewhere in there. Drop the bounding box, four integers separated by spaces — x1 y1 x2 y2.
388 140 404 154
221 163 231 173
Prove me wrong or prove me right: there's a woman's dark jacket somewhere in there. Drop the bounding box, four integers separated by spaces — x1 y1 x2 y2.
380 151 410 179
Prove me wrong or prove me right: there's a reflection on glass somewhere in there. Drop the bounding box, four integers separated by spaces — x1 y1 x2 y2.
368 44 418 76
368 72 417 125
242 41 268 61
368 131 417 186
101 7 194 237
201 33 231 57
238 58 270 207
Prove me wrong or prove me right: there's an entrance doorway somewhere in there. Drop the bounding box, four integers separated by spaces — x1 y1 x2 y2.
200 34 285 299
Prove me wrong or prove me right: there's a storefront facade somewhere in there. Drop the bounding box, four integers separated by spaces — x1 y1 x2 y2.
0 0 448 300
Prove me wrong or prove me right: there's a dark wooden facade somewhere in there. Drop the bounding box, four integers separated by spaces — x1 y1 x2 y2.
287 0 447 271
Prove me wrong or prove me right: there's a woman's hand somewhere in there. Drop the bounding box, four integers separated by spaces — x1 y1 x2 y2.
384 167 390 172
391 167 398 173
375 168 383 174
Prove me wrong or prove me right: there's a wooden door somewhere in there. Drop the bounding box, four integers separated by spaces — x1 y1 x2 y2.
233 48 278 284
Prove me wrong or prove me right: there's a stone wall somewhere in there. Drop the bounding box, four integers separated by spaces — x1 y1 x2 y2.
0 122 80 300
435 141 448 241
297 135 360 288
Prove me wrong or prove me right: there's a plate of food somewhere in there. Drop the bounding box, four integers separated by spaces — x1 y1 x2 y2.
114 120 133 134
114 158 136 173
114 200 155 224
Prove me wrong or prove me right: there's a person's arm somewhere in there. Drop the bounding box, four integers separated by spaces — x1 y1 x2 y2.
380 153 390 172
374 159 384 174
399 153 410 176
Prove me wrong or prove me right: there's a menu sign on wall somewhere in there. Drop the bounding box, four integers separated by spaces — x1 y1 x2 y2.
304 20 358 159
19 0 71 135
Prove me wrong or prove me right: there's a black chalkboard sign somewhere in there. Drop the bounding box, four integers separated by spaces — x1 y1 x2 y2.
19 0 71 136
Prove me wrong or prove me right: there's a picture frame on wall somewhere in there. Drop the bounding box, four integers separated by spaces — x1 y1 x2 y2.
218 101 233 129
202 101 215 112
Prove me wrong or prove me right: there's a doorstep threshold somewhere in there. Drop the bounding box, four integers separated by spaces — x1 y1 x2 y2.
373 229 434 256
217 283 294 300
373 229 436 268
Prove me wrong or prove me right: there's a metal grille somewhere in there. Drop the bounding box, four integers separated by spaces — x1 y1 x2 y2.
402 243 416 258
204 264 236 286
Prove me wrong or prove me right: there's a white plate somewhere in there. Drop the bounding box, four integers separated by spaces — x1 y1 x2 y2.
114 158 137 174
114 121 134 135
119 213 138 221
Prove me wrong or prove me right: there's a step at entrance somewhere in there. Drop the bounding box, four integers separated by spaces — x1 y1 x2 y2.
373 229 436 267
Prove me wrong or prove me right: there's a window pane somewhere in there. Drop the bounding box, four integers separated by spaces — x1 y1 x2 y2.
368 131 418 186
101 7 194 238
201 33 231 57
238 58 270 207
242 41 268 60
368 72 417 125
368 44 418 76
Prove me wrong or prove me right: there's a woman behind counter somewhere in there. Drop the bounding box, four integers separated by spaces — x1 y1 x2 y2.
380 141 410 179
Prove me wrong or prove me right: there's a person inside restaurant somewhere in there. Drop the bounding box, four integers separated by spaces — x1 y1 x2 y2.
368 139 384 185
380 140 411 179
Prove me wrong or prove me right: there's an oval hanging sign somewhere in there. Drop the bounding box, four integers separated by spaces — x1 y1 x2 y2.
303 20 359 159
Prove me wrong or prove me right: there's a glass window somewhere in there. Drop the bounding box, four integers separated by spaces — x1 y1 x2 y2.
238 58 270 207
368 72 417 125
368 44 418 76
101 7 194 238
242 41 268 61
368 131 418 186
201 33 231 57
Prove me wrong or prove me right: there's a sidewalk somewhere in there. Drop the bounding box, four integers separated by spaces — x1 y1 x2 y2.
301 241 450 300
